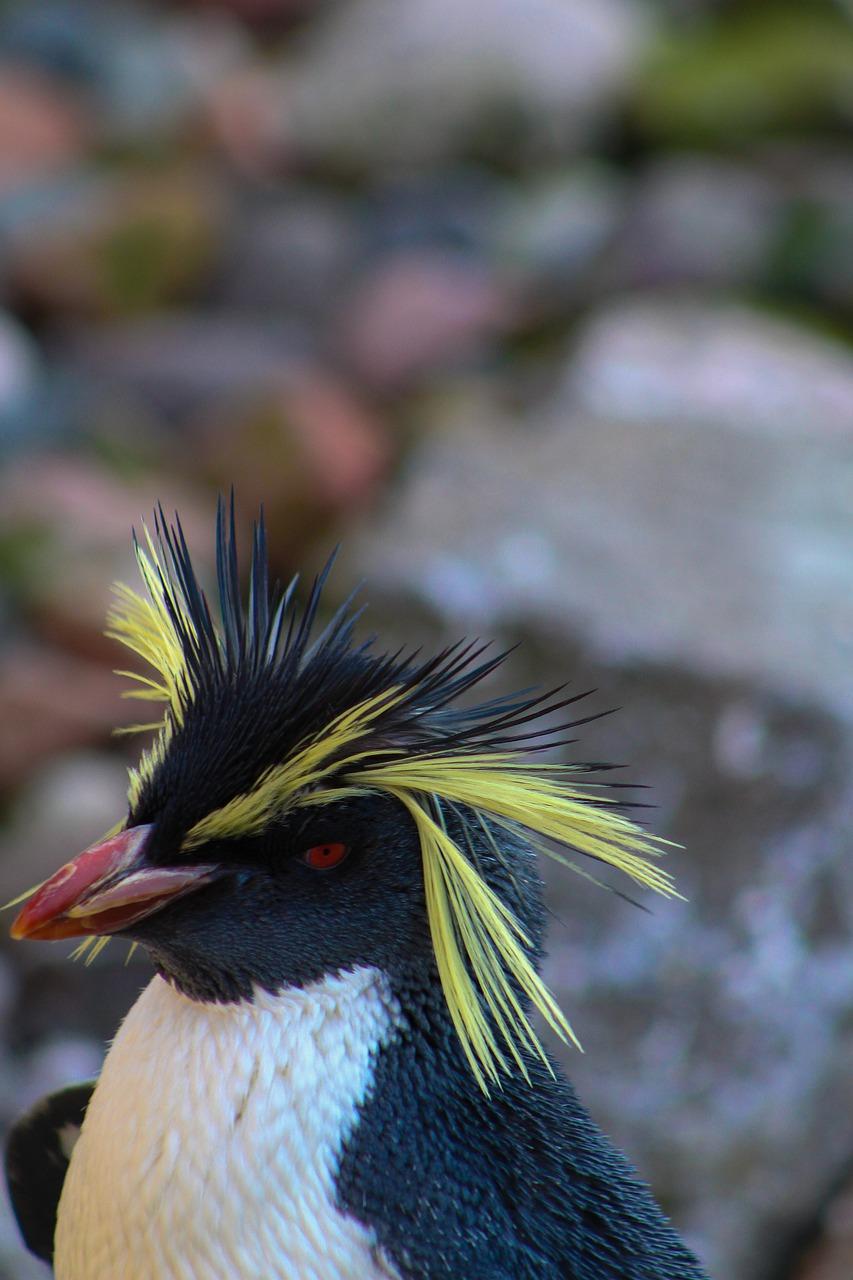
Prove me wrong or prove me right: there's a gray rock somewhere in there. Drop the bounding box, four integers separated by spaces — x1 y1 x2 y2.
772 148 853 313
286 0 654 166
96 11 250 143
336 250 511 388
219 190 358 321
0 314 40 438
67 315 307 422
568 297 853 442
347 337 853 715
491 163 626 303
611 155 784 289
0 1 250 143
0 171 105 250
362 169 509 259
0 310 72 455
345 310 853 1275
14 1037 103 1115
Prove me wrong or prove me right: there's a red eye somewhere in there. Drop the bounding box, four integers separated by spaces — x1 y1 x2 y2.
303 842 349 871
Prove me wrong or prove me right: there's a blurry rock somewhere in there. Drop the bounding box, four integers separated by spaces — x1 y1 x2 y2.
568 297 853 441
287 0 654 167
274 372 391 510
354 305 853 711
218 190 357 318
15 1037 104 1114
68 314 305 423
0 64 89 194
0 453 210 653
635 8 853 147
202 64 291 175
765 148 853 315
361 168 508 258
611 156 783 290
97 10 250 144
0 1 103 88
338 251 511 389
0 1 250 145
0 649 136 793
0 170 98 252
492 163 625 306
345 333 852 711
0 313 46 450
192 367 392 556
8 170 223 317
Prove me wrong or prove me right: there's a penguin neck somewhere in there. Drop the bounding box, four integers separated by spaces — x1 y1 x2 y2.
54 970 404 1280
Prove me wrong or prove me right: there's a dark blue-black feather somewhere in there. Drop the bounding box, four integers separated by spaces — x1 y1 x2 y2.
5 1080 95 1266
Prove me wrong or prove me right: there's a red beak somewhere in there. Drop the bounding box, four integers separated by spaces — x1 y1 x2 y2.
11 826 218 941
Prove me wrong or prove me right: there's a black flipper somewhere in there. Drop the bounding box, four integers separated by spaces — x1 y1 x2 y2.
5 1080 96 1265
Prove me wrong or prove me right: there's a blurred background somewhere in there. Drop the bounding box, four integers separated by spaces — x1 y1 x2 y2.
0 0 852 1275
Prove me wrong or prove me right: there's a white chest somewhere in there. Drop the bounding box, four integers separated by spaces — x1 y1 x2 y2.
54 969 403 1280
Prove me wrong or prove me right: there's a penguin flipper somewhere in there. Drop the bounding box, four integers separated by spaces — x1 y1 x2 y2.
5 1080 96 1265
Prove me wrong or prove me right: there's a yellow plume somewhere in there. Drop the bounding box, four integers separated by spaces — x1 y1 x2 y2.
106 525 201 806
331 748 677 1093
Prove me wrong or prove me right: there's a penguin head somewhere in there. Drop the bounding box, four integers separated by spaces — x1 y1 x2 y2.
11 500 676 1091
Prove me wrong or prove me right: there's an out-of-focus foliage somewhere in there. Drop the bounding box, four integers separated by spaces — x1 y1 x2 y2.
638 7 853 145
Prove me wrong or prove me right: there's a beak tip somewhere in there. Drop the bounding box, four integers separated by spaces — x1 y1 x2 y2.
6 826 155 944
10 900 38 940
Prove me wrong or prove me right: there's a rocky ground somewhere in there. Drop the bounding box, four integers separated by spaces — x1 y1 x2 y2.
0 0 852 1276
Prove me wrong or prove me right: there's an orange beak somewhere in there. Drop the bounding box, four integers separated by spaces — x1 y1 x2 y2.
11 826 218 941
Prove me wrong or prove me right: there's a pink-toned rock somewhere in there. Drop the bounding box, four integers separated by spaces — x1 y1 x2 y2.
0 454 210 660
190 367 392 558
338 252 512 390
201 66 291 176
0 646 136 792
282 372 392 508
0 65 89 194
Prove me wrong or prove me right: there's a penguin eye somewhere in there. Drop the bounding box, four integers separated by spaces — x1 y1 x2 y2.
302 842 349 871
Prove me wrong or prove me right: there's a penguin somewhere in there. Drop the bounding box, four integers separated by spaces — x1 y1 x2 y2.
6 500 708 1279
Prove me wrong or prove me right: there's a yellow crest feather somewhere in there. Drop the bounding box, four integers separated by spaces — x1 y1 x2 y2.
106 527 197 722
106 525 201 807
333 750 676 1093
390 789 580 1092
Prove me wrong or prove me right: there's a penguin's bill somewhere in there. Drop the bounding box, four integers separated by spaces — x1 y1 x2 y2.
10 826 218 941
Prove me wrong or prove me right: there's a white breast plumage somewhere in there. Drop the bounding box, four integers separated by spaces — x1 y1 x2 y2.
54 968 403 1280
